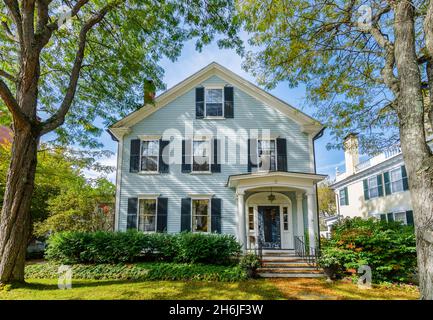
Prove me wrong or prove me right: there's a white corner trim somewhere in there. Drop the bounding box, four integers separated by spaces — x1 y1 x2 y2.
137 193 160 199
110 127 131 141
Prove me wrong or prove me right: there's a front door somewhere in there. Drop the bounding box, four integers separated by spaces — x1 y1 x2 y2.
258 206 281 249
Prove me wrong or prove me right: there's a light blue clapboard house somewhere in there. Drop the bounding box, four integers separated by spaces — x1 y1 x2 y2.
109 62 326 260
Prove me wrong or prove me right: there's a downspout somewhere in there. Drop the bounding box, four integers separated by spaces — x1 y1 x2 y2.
312 127 326 250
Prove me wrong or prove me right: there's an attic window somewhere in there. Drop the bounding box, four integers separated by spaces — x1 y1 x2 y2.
205 88 223 117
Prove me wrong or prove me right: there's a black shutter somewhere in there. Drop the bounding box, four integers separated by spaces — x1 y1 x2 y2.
377 174 384 197
344 187 349 206
402 166 409 190
224 86 234 118
211 198 222 233
159 140 170 173
387 212 394 222
248 138 258 172
276 138 287 172
363 179 369 200
384 171 391 195
211 139 221 173
196 87 204 119
127 198 138 229
130 139 141 173
406 210 414 226
181 139 191 173
156 197 168 232
380 214 387 222
181 198 191 231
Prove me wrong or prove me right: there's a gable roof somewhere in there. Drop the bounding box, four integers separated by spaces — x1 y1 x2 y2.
109 62 323 140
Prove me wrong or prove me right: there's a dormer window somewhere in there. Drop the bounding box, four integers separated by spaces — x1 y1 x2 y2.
205 88 223 117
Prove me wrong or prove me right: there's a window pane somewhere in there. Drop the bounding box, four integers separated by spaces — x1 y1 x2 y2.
142 140 159 156
369 177 377 187
192 199 209 232
141 156 158 171
248 207 254 231
205 89 223 116
258 139 276 171
390 168 402 182
394 212 406 224
138 199 156 232
206 89 222 103
193 141 210 171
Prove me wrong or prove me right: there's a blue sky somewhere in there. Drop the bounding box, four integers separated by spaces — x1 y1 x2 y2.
88 38 345 182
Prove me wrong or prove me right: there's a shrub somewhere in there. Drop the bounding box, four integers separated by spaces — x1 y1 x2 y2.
25 262 247 282
322 217 417 283
239 253 261 270
45 231 241 265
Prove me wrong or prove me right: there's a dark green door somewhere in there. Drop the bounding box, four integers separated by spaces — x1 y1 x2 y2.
258 206 281 249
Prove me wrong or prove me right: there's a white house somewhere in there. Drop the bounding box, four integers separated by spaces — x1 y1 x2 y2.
331 133 433 224
108 63 326 276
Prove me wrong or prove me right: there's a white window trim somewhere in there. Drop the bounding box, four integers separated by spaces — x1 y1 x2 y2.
191 197 212 233
367 175 379 199
204 86 224 119
393 211 407 225
389 166 404 194
257 138 278 172
192 139 212 173
137 196 158 233
139 139 160 173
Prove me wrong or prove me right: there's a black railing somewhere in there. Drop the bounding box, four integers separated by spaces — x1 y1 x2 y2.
294 236 320 266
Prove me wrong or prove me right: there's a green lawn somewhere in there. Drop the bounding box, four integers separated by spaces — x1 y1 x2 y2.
0 278 419 300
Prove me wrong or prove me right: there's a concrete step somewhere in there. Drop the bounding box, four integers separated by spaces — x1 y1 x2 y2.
258 272 324 278
257 267 322 274
261 262 316 268
261 256 308 262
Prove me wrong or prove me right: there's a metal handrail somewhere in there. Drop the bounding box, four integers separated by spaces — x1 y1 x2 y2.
294 236 320 266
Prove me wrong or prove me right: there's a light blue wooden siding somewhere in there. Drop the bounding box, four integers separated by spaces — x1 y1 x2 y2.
118 75 313 234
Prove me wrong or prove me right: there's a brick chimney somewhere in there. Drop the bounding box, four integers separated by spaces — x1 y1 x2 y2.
144 79 156 105
343 133 359 175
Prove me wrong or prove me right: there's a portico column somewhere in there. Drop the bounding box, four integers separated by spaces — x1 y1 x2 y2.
296 192 304 237
306 189 317 252
236 190 247 250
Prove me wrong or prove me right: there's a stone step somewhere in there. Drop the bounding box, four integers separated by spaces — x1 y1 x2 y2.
258 272 324 278
257 267 322 274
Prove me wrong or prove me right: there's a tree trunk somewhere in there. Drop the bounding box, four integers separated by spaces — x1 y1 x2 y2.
0 127 39 284
394 1 433 300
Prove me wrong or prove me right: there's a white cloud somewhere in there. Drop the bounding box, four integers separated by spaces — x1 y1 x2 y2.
82 153 117 183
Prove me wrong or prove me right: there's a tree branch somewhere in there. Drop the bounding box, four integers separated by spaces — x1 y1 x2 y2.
0 69 16 82
4 0 23 44
41 2 119 135
0 78 29 126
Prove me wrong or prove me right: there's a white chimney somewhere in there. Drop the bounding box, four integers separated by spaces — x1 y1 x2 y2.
343 133 359 175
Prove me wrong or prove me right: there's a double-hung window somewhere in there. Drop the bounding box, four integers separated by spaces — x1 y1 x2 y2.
393 211 407 224
205 88 223 117
367 176 379 199
192 199 210 232
257 139 277 171
339 188 348 206
390 167 404 193
138 198 157 232
192 140 210 172
141 140 159 172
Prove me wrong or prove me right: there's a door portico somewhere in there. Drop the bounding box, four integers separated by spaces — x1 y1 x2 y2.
227 171 326 251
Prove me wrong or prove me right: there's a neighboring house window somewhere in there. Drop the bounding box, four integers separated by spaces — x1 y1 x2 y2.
141 140 159 172
192 140 211 172
257 139 276 171
367 176 379 199
393 211 407 224
390 167 404 193
205 88 223 117
339 187 349 206
192 199 210 232
379 211 413 225
138 199 157 232
248 207 254 231
283 207 289 231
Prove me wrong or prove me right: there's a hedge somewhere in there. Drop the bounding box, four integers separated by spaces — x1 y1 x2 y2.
321 217 417 283
44 231 241 265
25 262 247 282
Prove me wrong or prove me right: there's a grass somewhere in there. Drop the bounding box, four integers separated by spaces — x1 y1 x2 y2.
0 278 419 300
